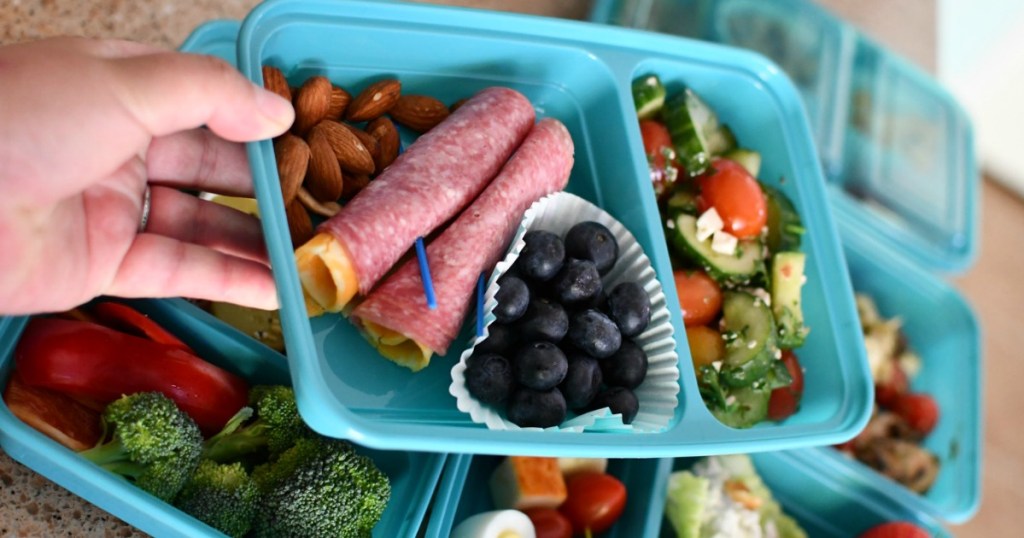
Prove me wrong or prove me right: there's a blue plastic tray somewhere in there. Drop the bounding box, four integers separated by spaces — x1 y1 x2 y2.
237 0 870 457
0 300 446 538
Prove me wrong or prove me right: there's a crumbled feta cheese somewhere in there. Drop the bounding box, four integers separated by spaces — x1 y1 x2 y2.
749 288 772 307
711 230 738 255
696 207 724 242
665 218 675 230
712 360 723 372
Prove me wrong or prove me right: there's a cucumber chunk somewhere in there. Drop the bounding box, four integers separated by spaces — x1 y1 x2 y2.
763 184 805 253
711 382 771 428
668 214 764 285
723 148 761 177
632 74 666 120
664 88 736 177
664 185 699 217
721 290 777 367
665 471 708 538
771 251 809 348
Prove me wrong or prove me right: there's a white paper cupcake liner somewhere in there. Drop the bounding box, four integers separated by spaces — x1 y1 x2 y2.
449 192 680 433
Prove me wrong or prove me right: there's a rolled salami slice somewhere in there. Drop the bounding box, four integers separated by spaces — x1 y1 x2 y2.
351 118 574 371
295 87 535 312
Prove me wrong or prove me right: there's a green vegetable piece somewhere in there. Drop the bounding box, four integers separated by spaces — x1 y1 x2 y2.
721 291 777 367
664 470 709 538
711 383 771 428
80 392 203 501
632 74 666 120
763 184 805 253
771 252 809 348
203 385 312 463
664 87 736 176
668 213 765 285
723 148 762 177
174 459 259 538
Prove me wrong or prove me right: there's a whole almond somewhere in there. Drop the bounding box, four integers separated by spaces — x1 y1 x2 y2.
342 173 371 200
285 199 314 247
389 94 450 133
326 86 352 120
345 79 401 122
310 120 375 175
305 128 344 202
292 76 332 136
367 116 400 171
262 65 292 102
297 187 342 218
274 133 310 205
341 123 380 166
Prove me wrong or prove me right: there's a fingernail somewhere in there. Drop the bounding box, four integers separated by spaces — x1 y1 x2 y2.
256 86 295 134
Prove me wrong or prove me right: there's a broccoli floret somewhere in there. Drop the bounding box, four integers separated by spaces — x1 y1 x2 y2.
253 437 391 538
79 392 203 501
204 385 311 463
174 459 259 538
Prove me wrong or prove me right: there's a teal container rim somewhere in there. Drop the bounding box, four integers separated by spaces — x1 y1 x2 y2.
235 0 872 457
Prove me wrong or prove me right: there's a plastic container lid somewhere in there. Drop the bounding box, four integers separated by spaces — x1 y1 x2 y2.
592 0 979 273
235 0 870 457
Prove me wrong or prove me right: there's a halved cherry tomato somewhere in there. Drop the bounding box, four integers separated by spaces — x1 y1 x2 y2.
697 158 767 238
559 472 627 536
673 270 723 327
768 351 803 421
639 119 681 199
90 301 193 353
859 521 931 538
892 393 939 435
15 317 248 435
524 508 573 538
685 325 725 371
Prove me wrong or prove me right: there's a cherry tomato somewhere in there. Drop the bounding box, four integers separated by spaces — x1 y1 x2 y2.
639 120 680 199
523 508 573 538
892 393 939 435
859 521 931 538
685 325 725 371
673 270 723 327
559 472 627 535
874 360 909 409
768 351 803 421
697 158 767 238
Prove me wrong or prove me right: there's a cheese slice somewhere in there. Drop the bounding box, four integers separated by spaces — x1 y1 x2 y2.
294 233 359 314
489 457 567 511
361 321 433 372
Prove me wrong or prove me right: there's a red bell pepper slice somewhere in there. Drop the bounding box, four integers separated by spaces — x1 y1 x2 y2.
89 301 193 353
15 317 248 435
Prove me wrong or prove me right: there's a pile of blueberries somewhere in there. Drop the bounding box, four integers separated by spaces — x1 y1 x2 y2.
465 221 653 428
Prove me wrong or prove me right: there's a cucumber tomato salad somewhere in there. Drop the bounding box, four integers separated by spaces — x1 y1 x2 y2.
633 74 809 428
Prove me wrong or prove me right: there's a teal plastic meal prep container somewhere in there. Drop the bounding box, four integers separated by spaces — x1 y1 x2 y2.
0 23 447 538
592 0 984 528
237 0 871 458
426 451 950 537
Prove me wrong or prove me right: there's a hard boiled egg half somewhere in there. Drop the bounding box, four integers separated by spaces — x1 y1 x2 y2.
451 509 536 538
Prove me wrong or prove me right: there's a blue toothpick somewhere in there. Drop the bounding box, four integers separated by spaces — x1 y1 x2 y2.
476 272 486 338
415 237 437 310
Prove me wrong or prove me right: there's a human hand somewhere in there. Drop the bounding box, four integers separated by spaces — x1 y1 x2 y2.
0 37 294 314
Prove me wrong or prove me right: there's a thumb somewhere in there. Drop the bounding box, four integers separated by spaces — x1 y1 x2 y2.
109 51 294 142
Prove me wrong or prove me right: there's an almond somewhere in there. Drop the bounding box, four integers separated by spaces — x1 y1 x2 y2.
262 65 291 102
345 79 401 122
305 128 344 202
292 76 332 136
327 86 352 120
273 133 310 205
367 116 400 171
310 120 375 175
285 199 314 247
341 123 380 167
389 94 450 133
297 187 342 218
342 173 371 200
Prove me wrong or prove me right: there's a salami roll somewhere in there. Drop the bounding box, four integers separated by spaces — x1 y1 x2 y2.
295 87 535 312
351 118 574 371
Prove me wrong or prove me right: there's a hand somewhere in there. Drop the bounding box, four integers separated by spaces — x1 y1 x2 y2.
0 37 294 314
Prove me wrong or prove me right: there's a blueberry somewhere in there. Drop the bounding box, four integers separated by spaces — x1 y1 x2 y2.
567 309 621 359
518 297 569 343
606 281 652 337
550 258 603 306
519 230 565 282
600 340 648 389
464 353 514 405
475 323 516 356
506 387 567 428
494 275 530 323
564 221 619 275
560 353 603 410
589 386 640 424
514 342 569 390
